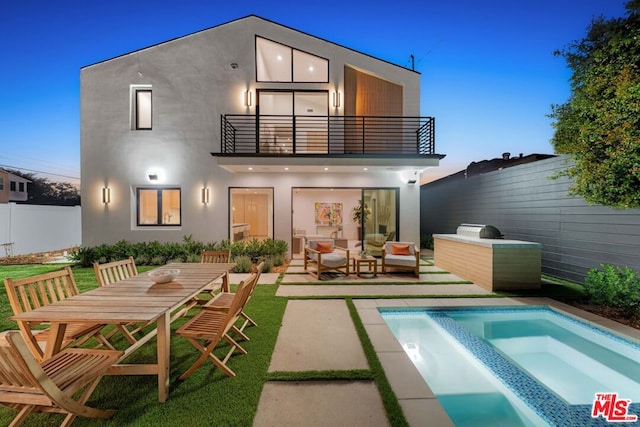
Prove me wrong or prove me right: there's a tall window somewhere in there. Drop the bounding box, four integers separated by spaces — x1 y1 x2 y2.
131 85 152 130
10 181 16 191
0 177 4 191
136 187 181 226
256 37 328 83
18 182 24 192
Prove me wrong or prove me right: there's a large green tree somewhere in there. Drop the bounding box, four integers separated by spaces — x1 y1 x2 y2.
550 0 640 208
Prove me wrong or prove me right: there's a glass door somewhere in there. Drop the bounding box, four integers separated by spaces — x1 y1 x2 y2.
362 189 398 256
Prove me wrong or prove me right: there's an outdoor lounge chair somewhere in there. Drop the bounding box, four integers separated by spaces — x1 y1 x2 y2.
203 262 264 341
93 257 147 344
0 330 123 426
175 276 253 379
381 241 420 277
4 266 114 362
304 239 349 280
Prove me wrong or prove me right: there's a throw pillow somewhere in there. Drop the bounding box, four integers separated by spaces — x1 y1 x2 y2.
391 243 410 255
316 242 333 253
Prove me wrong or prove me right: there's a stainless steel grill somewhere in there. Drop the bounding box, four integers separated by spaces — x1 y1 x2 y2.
456 223 503 239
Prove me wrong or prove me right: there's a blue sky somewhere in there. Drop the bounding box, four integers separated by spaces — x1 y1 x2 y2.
0 0 628 185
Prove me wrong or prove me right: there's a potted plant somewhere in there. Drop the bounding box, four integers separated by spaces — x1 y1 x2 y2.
352 200 370 239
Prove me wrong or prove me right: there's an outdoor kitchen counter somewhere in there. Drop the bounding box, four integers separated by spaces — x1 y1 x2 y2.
433 234 542 292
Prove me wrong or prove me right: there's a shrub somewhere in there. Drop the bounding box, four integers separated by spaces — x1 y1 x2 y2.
233 255 253 273
420 233 434 250
271 253 285 266
68 246 95 267
583 264 640 316
68 236 288 267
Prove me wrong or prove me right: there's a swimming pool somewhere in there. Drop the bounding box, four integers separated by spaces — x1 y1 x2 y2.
381 306 640 426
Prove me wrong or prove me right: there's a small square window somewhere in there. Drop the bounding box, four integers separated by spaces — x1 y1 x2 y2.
131 85 152 130
137 187 181 226
18 182 25 192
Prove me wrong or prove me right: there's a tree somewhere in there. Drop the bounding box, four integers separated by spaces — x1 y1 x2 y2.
6 169 81 206
550 1 640 208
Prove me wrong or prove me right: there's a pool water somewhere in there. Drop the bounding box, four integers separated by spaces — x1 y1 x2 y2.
381 306 640 426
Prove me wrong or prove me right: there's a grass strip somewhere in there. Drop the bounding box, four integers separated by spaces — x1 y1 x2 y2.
345 298 410 427
266 369 373 382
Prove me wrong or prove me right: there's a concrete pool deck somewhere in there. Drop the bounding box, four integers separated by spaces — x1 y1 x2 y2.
249 259 640 427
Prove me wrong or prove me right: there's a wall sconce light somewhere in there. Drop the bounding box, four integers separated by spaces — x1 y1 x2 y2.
102 187 111 204
407 179 417 185
148 173 158 181
201 187 210 204
244 90 252 107
332 91 341 108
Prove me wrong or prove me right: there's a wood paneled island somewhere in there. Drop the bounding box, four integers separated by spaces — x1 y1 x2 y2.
434 234 542 291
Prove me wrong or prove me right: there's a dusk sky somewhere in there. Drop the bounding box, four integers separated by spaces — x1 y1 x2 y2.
0 0 628 185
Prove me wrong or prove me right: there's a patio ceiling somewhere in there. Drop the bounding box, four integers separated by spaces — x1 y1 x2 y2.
214 154 444 174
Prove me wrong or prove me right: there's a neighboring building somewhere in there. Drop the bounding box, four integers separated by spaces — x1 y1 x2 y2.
0 169 31 203
81 15 443 253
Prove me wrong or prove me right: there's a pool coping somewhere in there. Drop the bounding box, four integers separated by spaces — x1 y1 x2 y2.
354 297 640 427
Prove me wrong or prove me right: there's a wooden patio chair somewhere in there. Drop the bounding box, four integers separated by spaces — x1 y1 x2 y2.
93 257 146 344
304 239 350 280
175 276 253 379
381 241 420 277
181 250 232 316
0 330 123 426
203 261 264 341
3 266 114 362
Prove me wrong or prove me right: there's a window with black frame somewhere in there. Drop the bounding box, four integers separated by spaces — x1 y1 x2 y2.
136 187 181 226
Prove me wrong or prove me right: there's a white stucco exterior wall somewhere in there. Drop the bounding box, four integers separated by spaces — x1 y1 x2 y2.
80 16 426 249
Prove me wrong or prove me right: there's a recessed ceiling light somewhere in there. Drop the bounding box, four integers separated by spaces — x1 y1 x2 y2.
248 167 253 171
324 167 329 171
277 55 283 61
284 167 289 171
363 168 368 171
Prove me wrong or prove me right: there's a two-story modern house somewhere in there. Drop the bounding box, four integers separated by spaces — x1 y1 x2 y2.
80 15 444 255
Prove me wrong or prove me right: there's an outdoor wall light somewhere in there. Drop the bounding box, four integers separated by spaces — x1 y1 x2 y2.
148 173 159 181
102 187 111 204
244 90 252 107
407 179 417 185
201 187 210 204
332 91 341 108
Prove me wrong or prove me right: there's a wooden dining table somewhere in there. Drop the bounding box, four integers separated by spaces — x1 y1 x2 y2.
10 262 235 403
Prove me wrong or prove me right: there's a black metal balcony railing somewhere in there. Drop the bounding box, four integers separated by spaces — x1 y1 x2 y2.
220 115 435 155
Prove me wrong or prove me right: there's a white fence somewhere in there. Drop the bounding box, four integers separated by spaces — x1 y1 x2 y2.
0 203 81 256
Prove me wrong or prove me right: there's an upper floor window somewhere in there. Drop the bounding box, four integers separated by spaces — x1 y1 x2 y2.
131 85 152 130
256 37 328 83
136 187 181 226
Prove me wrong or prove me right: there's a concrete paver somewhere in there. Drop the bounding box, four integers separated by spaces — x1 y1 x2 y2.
268 299 368 372
254 381 390 427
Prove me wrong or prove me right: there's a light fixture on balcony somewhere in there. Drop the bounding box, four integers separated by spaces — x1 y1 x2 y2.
244 90 252 107
332 91 341 108
102 187 111 204
201 187 210 204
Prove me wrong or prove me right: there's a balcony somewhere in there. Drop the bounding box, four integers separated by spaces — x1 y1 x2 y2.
219 115 435 156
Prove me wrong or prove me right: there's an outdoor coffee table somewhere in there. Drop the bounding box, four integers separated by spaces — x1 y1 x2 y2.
351 254 377 278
